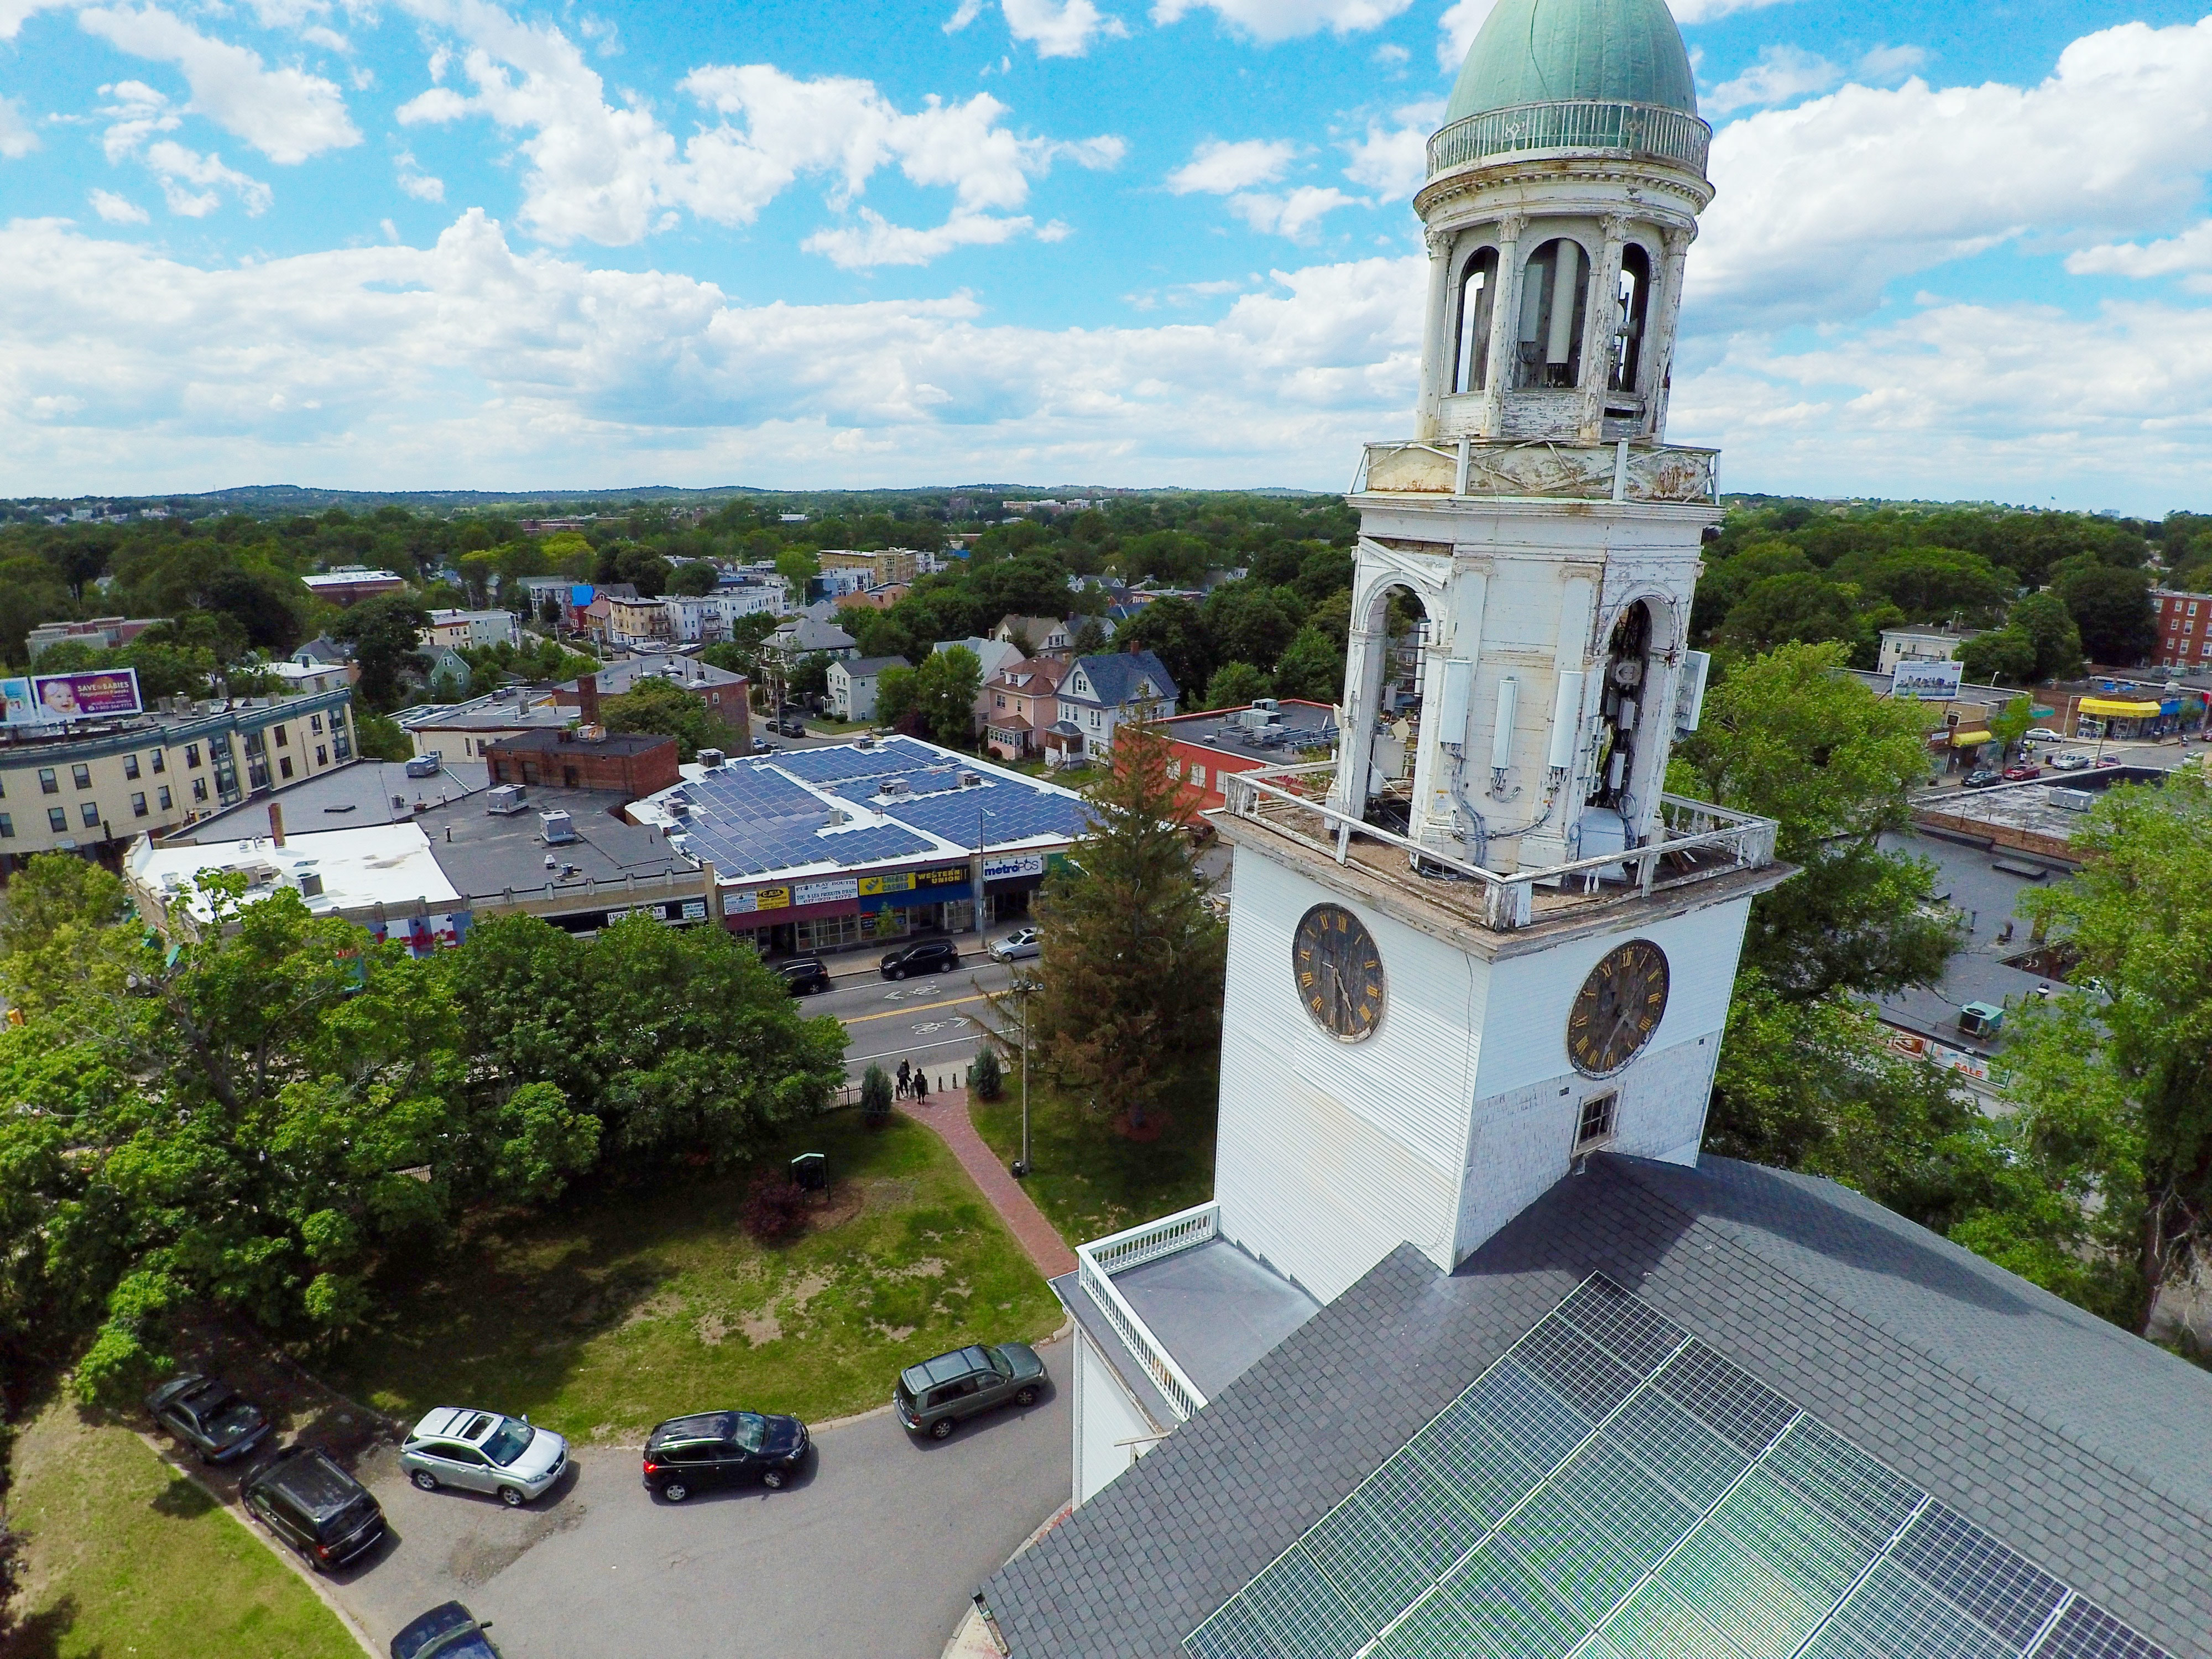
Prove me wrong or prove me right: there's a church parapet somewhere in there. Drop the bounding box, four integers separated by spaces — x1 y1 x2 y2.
1355 438 1719 504
1215 764 1778 936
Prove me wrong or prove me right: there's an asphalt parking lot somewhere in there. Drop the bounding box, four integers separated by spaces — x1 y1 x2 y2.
319 1338 1071 1659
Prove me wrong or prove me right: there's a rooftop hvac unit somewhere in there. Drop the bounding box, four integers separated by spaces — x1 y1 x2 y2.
2048 787 2096 812
1958 1001 2005 1038
405 752 442 777
960 771 983 787
698 747 726 769
878 778 910 797
541 811 578 844
296 871 324 899
486 784 529 815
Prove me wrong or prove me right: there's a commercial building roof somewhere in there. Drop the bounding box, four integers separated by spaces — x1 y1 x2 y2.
129 821 463 924
158 758 493 842
1158 699 1338 760
987 1154 2212 1658
629 734 1093 881
413 788 691 900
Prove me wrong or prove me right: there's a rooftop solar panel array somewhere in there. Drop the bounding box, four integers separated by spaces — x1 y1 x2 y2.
653 745 1091 878
1183 1274 2172 1659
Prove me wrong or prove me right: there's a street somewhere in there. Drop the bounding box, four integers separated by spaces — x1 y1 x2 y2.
319 1342 1072 1659
802 945 1027 1086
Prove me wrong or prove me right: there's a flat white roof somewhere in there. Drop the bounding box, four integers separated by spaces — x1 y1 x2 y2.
129 821 462 921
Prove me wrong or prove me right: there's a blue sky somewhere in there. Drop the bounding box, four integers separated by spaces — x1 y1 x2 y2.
4 0 2212 508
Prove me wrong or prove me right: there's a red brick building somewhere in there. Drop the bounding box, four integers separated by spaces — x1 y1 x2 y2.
2152 588 2212 670
484 728 680 800
1156 698 1338 813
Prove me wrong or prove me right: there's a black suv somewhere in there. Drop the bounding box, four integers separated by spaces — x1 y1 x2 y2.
880 938 961 980
776 957 831 995
391 1601 503 1659
145 1372 271 1464
642 1410 810 1500
894 1344 1047 1439
242 1446 387 1572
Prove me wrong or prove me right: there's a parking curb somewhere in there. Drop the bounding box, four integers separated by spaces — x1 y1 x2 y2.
133 1427 383 1659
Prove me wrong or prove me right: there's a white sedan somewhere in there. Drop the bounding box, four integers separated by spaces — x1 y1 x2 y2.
988 926 1042 962
401 1407 568 1506
2023 727 2063 743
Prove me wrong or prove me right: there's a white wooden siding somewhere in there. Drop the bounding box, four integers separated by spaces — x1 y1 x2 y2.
1075 1332 1158 1504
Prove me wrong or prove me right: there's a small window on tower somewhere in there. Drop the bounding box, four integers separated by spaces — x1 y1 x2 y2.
1574 1093 1616 1153
1452 247 1499 395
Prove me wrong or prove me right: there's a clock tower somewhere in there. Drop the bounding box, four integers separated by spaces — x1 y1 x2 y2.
1205 0 1794 1303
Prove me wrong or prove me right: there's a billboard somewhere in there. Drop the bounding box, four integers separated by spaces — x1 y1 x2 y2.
1891 659 1963 700
2 668 143 724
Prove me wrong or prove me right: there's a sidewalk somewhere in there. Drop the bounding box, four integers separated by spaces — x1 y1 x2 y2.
902 1091 1079 1281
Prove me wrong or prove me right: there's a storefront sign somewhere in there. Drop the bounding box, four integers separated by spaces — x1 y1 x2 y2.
793 877 859 907
1891 660 1962 699
859 871 916 896
724 885 792 915
680 898 707 920
915 864 968 888
984 853 1046 882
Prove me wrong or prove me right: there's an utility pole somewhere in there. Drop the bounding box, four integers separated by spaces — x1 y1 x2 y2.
1011 978 1034 1178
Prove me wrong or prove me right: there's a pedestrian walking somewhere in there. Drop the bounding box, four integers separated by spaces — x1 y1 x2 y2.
914 1068 931 1103
897 1059 911 1099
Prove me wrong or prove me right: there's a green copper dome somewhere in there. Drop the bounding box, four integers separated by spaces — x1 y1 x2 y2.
1444 0 1698 124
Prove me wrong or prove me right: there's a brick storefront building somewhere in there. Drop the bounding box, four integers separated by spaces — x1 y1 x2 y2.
485 729 680 800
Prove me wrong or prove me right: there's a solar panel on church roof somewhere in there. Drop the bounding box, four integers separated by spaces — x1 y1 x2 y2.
1183 1274 2173 1659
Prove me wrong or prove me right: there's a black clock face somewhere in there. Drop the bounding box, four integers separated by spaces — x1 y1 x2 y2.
1293 904 1386 1042
1567 940 1670 1077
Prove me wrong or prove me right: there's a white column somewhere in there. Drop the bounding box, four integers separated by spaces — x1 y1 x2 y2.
1578 215 1630 442
1329 587 1394 816
1413 223 1456 442
1642 222 1694 442
1475 213 1525 439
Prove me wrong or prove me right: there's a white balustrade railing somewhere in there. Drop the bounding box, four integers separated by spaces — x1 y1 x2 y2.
1427 100 1712 179
1217 766 1777 932
1075 1201 1220 1423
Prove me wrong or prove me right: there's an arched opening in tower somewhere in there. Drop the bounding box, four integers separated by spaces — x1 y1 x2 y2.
1586 600 1655 825
1515 238 1589 390
1609 243 1652 397
1355 582 1434 838
1452 248 1499 395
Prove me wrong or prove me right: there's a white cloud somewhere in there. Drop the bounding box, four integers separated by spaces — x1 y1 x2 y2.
1695 17 2212 331
90 187 150 222
2068 221 2212 290
1436 0 1491 71
944 0 982 29
300 24 349 52
1372 41 1406 65
395 152 445 201
76 4 361 163
144 139 272 215
0 212 1424 491
1666 0 1799 22
389 0 1119 258
1152 0 1413 45
1705 45 1839 115
97 80 180 160
1857 43 1926 82
1229 185 1355 241
803 207 1033 268
1166 137 1295 195
1002 0 1126 58
0 93 37 158
1342 99 1441 200
0 0 71 40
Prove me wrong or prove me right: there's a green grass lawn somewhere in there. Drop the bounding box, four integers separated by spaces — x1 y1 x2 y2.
325 1110 1060 1442
971 1062 1217 1246
6 1401 362 1659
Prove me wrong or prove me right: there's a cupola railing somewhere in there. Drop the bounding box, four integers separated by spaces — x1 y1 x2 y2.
1427 99 1711 180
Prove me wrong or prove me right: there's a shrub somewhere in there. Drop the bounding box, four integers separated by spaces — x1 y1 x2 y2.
742 1173 807 1241
860 1063 894 1129
970 1045 1004 1102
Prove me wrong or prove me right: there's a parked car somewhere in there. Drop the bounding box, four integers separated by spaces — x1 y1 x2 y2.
144 1373 271 1464
241 1446 387 1572
641 1410 810 1500
2002 763 2042 781
776 718 807 738
2050 750 2092 770
391 1602 503 1659
776 956 832 995
880 938 961 979
401 1408 568 1506
2023 727 2063 743
894 1343 1047 1441
2094 755 2122 767
750 738 775 754
1961 769 2004 789
987 927 1041 963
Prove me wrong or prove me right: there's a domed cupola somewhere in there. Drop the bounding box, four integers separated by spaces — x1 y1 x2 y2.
1446 0 1698 124
1396 0 1714 453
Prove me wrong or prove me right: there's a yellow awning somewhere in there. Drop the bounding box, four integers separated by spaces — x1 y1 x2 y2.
1950 729 1993 747
2078 696 2159 718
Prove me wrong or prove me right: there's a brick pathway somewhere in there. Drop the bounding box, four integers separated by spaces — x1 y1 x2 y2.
902 1091 1079 1281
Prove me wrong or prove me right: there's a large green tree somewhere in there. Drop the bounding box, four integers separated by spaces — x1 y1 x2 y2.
1034 722 1226 1128
331 591 432 709
913 646 983 745
601 677 722 760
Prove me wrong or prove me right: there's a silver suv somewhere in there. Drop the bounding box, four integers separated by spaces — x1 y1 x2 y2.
401 1408 568 1506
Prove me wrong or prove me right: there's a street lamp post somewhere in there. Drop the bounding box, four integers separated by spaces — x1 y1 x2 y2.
1011 978 1034 1178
